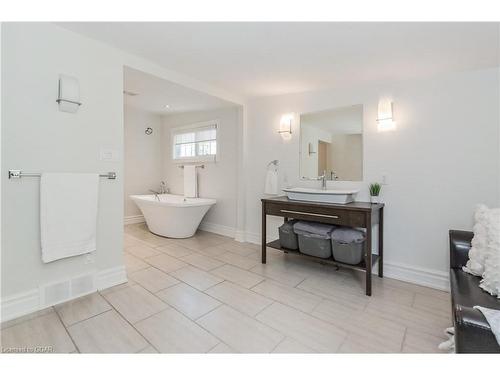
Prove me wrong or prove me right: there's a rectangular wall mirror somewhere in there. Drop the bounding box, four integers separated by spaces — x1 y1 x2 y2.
300 104 363 181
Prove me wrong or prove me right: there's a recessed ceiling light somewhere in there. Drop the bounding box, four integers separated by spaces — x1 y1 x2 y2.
164 104 171 109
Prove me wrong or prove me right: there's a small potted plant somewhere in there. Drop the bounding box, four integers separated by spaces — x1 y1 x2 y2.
369 182 381 204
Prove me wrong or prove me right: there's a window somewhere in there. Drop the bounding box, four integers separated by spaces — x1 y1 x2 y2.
172 121 218 162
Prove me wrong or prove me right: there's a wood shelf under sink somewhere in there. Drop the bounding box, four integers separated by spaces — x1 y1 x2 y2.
266 239 379 271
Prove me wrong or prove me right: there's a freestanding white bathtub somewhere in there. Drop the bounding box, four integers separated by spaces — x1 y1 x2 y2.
130 194 216 238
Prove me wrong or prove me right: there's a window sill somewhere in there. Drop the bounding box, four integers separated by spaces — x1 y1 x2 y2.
172 156 217 164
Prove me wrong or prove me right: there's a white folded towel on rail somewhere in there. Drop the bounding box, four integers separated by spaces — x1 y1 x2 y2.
183 165 198 198
40 173 99 263
264 169 278 195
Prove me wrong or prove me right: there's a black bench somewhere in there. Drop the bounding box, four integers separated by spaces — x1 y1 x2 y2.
449 230 500 353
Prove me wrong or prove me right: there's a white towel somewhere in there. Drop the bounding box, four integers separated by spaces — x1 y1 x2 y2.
264 169 278 195
474 306 500 345
40 173 99 263
183 165 198 198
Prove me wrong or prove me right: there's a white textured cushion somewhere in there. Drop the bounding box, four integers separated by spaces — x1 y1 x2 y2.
463 204 490 276
479 207 500 297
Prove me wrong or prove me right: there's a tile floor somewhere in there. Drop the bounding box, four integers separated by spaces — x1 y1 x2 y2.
0 223 452 353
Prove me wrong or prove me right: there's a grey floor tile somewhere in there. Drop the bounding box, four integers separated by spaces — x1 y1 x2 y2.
55 292 111 326
170 266 224 291
197 305 284 353
1 312 75 353
156 283 221 320
129 267 179 293
256 302 347 353
211 264 264 288
206 281 273 316
68 310 148 353
103 284 167 323
135 307 219 353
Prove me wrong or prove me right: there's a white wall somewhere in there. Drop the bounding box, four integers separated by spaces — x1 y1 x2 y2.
1 23 125 310
161 107 240 234
301 104 363 135
0 23 245 321
124 106 163 218
244 68 500 289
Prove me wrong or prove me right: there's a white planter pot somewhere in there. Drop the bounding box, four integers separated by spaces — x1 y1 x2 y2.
370 196 379 204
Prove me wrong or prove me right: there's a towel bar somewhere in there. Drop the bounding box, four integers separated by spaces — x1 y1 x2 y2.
8 170 117 180
178 165 205 169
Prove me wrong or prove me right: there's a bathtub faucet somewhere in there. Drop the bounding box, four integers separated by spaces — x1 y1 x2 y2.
160 181 168 194
149 190 161 201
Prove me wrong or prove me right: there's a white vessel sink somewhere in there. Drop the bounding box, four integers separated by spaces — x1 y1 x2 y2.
282 187 359 204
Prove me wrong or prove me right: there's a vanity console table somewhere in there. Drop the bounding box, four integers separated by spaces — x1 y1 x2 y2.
261 196 384 296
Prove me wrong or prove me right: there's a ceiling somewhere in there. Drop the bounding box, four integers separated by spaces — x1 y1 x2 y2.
60 22 499 98
123 66 236 114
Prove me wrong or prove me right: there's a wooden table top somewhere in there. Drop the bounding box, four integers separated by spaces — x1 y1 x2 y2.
261 195 384 212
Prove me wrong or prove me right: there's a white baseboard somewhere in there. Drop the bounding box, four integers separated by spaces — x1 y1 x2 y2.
96 266 128 291
124 215 145 225
0 289 39 324
234 230 247 243
199 221 236 238
244 231 260 244
243 230 448 291
0 266 128 323
383 261 449 291
244 231 277 246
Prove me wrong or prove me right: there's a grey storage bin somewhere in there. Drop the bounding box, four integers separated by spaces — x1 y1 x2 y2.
278 220 299 250
331 227 366 265
297 233 332 259
293 221 335 259
294 221 335 237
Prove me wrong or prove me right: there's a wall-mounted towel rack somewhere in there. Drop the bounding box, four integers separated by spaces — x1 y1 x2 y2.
178 165 205 169
8 170 117 180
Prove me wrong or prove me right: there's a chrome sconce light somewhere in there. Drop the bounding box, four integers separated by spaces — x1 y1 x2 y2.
57 74 82 113
377 98 396 132
278 113 294 140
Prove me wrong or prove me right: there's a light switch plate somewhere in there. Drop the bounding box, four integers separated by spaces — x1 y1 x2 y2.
84 253 95 264
99 148 121 162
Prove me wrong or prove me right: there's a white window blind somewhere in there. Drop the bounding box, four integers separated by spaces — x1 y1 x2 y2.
172 122 218 161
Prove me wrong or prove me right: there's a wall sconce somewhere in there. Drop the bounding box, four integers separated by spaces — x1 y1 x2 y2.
377 99 396 132
278 113 293 140
57 74 82 113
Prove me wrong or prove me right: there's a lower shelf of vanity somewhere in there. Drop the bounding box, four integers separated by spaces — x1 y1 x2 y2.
266 239 379 271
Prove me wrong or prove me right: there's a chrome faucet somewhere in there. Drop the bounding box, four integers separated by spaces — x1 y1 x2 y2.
301 170 327 190
149 181 168 201
160 181 168 194
149 190 160 201
320 170 327 190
